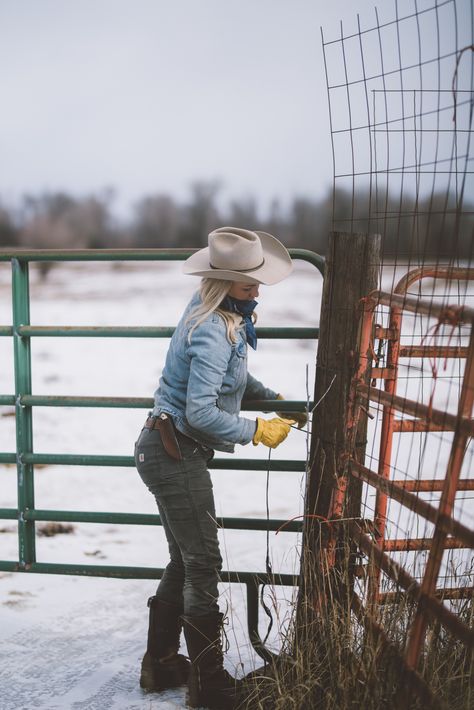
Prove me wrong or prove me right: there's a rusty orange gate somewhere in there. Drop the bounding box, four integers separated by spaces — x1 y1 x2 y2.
326 266 474 692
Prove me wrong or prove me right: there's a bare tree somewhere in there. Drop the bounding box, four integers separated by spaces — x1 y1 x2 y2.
0 202 18 247
20 192 113 250
227 196 260 231
133 194 180 247
179 180 222 246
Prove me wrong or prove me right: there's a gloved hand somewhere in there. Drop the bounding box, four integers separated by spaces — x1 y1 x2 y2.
253 417 291 448
275 394 308 429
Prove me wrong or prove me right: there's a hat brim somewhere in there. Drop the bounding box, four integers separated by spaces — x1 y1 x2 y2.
182 231 293 285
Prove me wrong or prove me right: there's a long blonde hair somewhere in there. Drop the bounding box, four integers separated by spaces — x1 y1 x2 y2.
187 278 246 344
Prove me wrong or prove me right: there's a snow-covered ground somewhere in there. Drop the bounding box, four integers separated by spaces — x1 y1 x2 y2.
0 257 472 709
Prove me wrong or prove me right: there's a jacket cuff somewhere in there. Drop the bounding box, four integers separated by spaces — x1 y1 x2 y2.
239 417 258 445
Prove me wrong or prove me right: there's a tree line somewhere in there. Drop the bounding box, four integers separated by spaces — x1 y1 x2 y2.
0 181 472 260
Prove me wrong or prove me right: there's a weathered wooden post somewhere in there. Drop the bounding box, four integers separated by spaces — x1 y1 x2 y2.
296 231 381 631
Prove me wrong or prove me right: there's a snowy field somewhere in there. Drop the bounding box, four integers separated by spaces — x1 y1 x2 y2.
0 258 472 709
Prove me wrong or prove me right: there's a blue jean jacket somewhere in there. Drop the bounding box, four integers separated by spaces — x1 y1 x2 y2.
152 292 278 452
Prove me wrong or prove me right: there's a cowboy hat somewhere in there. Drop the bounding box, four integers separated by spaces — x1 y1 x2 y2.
183 227 293 284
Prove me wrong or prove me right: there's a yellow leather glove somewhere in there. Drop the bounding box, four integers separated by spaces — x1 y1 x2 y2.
275 394 308 429
253 417 291 448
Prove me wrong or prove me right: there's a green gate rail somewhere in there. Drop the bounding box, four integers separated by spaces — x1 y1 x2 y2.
0 247 324 661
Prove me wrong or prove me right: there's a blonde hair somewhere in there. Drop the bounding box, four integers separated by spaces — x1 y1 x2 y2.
187 278 251 344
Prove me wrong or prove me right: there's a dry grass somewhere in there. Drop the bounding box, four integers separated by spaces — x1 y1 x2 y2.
240 558 473 710
36 522 75 537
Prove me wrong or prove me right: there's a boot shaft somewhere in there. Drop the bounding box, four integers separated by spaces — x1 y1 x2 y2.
146 595 183 657
141 596 190 692
182 612 225 673
182 613 243 710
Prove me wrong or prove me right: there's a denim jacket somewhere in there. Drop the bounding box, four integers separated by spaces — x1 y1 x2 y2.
152 292 278 452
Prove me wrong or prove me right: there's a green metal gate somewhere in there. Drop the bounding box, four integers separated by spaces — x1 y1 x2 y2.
0 247 324 659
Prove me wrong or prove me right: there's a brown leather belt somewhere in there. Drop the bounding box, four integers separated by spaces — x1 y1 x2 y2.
144 414 183 461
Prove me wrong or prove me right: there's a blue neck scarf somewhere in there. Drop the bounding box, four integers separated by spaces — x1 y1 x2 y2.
221 296 258 350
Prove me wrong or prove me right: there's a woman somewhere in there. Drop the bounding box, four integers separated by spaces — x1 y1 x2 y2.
135 227 305 710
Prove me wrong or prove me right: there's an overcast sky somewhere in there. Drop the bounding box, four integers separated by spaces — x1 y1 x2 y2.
0 0 469 217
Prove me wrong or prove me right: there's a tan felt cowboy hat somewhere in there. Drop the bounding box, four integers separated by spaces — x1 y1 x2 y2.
183 227 293 284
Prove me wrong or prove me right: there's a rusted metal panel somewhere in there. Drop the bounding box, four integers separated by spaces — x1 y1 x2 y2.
367 367 397 379
394 266 474 296
360 384 474 436
350 522 474 650
405 326 474 667
393 419 459 432
350 459 474 549
394 478 474 492
399 345 468 358
345 266 474 671
371 290 474 324
383 537 464 552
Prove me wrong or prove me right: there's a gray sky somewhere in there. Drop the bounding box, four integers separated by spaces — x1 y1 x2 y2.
0 0 467 217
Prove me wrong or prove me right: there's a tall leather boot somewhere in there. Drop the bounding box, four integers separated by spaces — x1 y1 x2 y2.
140 596 191 692
182 612 243 710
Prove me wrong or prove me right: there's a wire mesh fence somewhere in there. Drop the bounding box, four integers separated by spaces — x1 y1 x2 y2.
322 0 473 263
312 1 474 705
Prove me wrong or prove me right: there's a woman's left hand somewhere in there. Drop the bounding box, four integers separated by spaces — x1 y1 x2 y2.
275 394 308 429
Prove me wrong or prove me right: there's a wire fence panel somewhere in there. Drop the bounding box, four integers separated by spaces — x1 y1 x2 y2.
316 2 473 706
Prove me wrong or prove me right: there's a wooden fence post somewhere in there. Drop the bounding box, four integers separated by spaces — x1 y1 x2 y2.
297 231 381 622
